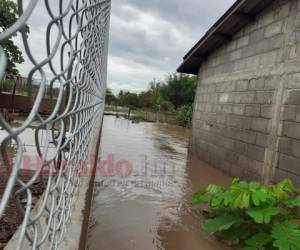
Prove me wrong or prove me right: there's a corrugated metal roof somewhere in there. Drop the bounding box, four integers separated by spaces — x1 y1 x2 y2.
177 0 274 75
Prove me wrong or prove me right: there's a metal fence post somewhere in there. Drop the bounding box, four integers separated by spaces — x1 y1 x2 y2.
0 0 110 249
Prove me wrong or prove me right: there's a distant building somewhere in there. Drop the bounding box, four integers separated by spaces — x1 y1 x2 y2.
178 0 300 184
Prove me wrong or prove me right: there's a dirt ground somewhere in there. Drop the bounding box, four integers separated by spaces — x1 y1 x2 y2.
0 167 44 249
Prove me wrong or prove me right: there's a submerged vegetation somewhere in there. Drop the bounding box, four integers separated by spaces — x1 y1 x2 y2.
192 178 300 250
105 73 197 127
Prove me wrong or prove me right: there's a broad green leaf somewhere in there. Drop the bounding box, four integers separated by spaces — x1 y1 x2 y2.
272 221 300 250
232 191 250 209
192 184 225 206
202 214 243 234
239 180 250 189
279 179 294 191
246 205 279 224
211 194 224 207
251 189 269 206
211 190 233 207
223 227 250 245
230 180 251 209
284 197 300 208
249 182 261 190
206 184 225 195
243 232 272 250
221 191 233 206
192 190 210 205
270 179 294 200
231 177 240 185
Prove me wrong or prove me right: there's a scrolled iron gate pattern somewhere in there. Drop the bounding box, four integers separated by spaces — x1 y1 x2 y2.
0 0 110 249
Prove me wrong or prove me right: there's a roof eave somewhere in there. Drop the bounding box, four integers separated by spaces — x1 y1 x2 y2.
177 0 273 75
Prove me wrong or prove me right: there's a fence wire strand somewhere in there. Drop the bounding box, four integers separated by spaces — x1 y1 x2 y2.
0 0 110 249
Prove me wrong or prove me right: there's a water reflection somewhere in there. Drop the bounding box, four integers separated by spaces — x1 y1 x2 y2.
88 115 232 250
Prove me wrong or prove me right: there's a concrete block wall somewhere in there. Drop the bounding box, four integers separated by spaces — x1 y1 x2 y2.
276 77 300 183
192 76 278 180
192 0 300 183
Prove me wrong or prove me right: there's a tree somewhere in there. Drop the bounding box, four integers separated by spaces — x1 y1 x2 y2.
111 73 197 113
158 73 197 109
148 79 160 108
117 91 140 108
138 91 153 109
0 0 29 75
105 88 117 105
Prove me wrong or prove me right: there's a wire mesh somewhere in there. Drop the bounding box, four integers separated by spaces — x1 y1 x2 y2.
0 0 110 249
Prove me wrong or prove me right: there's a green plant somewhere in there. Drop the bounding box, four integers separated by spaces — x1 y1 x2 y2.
0 0 29 75
160 100 174 113
177 105 193 127
192 178 300 250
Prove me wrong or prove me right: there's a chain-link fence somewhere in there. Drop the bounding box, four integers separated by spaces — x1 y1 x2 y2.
0 0 110 249
0 75 60 97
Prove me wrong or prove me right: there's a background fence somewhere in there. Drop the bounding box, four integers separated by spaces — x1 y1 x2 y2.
0 75 60 97
0 0 110 249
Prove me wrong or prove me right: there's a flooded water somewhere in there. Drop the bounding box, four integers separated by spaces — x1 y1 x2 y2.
87 115 232 250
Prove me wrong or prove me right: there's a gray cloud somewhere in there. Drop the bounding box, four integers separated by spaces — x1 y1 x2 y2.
108 0 235 92
118 0 232 33
15 0 236 93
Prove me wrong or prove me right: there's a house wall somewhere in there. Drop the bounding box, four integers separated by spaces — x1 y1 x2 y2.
192 0 300 183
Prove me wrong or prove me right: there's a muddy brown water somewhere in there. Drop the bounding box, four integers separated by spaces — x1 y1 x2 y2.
87 115 233 250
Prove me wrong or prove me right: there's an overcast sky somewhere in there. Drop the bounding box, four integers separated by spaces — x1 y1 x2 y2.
15 0 236 94
108 0 235 93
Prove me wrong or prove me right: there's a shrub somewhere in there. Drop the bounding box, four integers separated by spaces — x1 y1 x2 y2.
192 178 300 250
1 79 13 92
160 100 174 113
177 105 193 127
